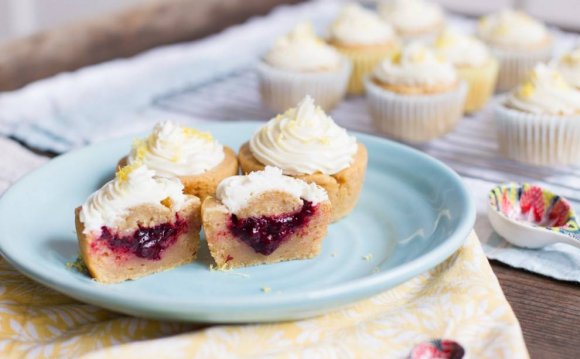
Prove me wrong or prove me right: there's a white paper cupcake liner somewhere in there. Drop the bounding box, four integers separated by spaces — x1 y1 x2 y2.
365 79 468 143
494 104 580 166
256 59 351 113
491 45 552 92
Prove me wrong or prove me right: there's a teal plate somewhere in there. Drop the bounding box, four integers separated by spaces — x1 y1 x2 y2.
0 122 475 323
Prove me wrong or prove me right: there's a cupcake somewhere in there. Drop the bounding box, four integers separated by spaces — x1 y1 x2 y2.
477 10 552 92
556 47 580 90
257 22 351 112
378 0 445 43
434 28 499 113
365 42 467 143
495 64 580 166
328 3 399 95
202 166 332 268
120 120 238 200
75 164 201 283
238 95 367 221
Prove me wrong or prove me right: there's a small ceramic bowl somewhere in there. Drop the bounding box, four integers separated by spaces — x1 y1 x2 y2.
488 183 580 249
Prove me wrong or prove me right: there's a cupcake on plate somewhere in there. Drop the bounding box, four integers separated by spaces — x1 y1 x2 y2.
365 42 467 143
257 22 351 112
120 120 238 200
75 163 201 283
202 166 332 268
378 0 445 43
477 10 552 92
556 47 580 90
434 28 499 113
238 95 367 221
495 64 580 166
328 3 399 95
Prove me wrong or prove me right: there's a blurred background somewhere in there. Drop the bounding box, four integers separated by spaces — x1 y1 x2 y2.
0 0 578 45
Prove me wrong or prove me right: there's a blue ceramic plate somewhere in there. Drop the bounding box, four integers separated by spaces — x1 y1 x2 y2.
0 122 474 323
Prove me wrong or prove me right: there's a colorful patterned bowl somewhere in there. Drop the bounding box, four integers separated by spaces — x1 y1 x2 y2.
488 183 580 249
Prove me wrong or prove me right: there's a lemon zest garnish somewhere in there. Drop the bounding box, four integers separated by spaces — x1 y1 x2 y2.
132 139 148 161
116 161 141 183
182 127 213 141
518 82 535 98
319 137 330 145
161 197 172 208
391 51 402 64
261 287 272 293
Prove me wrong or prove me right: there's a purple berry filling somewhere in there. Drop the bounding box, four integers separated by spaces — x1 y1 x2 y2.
228 200 317 256
98 216 187 260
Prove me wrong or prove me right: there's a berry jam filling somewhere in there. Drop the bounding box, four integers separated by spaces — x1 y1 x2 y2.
98 216 187 260
228 200 317 256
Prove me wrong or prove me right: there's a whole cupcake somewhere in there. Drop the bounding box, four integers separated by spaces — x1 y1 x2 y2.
365 42 467 143
495 64 580 166
257 22 350 112
477 10 552 92
328 3 399 95
434 28 499 113
378 0 445 43
120 120 239 200
238 95 368 221
556 47 580 90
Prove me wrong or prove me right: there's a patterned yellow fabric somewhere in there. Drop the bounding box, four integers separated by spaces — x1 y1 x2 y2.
0 232 528 358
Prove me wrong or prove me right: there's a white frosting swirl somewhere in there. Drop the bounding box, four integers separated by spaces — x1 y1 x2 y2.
329 3 396 45
216 166 328 214
477 10 549 49
127 121 224 177
557 48 580 89
80 165 188 233
434 29 491 67
373 42 457 87
250 95 358 176
378 0 443 34
506 64 580 115
264 23 342 72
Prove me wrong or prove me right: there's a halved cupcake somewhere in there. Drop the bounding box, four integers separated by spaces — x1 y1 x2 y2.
477 10 552 92
328 3 399 95
202 166 332 268
238 95 367 221
257 22 351 112
120 120 238 200
75 164 201 283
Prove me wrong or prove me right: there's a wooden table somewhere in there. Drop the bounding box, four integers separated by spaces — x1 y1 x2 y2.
1 1 579 358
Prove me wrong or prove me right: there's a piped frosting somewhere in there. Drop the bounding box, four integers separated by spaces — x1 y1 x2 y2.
477 10 550 49
329 3 396 46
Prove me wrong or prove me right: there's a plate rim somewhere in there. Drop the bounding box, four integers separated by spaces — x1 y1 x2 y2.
0 121 475 318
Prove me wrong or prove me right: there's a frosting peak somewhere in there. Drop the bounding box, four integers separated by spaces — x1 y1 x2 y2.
127 121 224 177
477 10 549 49
216 166 328 214
80 164 188 232
329 3 396 45
557 47 580 89
374 42 457 87
249 96 358 175
506 64 580 115
434 28 491 67
379 0 443 34
264 23 342 72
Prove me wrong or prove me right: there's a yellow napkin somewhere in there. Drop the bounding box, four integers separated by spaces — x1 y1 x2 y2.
0 232 528 358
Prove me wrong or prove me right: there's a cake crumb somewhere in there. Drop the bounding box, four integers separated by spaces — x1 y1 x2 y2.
209 264 250 278
372 266 380 273
66 256 89 275
363 253 373 261
331 252 337 257
261 287 271 293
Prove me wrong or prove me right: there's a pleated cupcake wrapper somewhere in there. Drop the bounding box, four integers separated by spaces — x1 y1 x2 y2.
494 104 580 166
457 58 499 113
365 79 468 143
334 45 398 95
256 60 351 113
491 45 552 92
